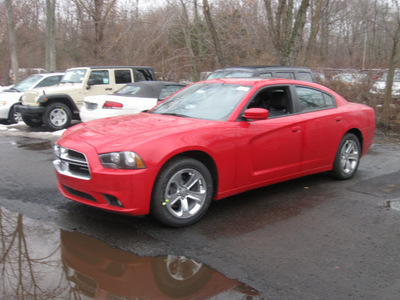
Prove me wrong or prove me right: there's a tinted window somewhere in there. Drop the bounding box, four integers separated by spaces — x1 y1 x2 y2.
296 72 313 82
258 73 273 78
89 70 109 85
296 87 336 112
275 72 293 79
115 70 132 84
134 69 154 81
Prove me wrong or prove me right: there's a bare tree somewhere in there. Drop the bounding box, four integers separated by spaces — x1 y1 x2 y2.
5 0 19 82
264 0 310 65
202 0 225 68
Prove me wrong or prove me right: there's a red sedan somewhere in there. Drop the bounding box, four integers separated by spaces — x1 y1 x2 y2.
53 78 375 227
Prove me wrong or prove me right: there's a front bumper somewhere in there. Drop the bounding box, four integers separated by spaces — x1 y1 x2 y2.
16 105 45 116
54 142 158 216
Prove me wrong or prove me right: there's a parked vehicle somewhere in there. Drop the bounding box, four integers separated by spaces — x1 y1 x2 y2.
0 72 64 124
18 66 156 131
332 72 368 85
80 81 185 122
371 71 400 97
53 78 375 227
207 66 316 82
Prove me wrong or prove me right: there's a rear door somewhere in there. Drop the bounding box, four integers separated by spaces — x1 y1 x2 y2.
293 85 344 171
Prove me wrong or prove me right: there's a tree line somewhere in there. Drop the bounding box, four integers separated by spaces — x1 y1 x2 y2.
1 0 400 127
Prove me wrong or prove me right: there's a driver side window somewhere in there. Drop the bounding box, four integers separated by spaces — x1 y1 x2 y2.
247 87 292 118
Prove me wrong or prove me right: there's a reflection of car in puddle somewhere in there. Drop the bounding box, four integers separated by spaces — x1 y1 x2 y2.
61 230 261 299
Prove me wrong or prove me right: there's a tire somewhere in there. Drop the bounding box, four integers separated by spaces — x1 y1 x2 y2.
151 157 213 227
331 133 361 180
22 115 43 127
8 105 22 124
43 102 72 131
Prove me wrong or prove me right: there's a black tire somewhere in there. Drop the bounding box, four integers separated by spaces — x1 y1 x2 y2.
22 115 43 127
331 133 361 180
8 105 22 124
151 157 213 227
43 102 72 131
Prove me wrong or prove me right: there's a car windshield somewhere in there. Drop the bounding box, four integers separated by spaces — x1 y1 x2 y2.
9 74 43 92
151 82 251 121
207 70 253 80
115 85 141 95
61 69 87 84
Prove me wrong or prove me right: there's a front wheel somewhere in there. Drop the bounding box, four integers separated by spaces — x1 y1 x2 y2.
8 105 22 124
43 103 72 131
331 133 361 180
22 115 43 127
151 157 213 227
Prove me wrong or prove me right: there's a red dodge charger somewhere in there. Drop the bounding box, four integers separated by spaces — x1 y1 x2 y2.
53 78 376 227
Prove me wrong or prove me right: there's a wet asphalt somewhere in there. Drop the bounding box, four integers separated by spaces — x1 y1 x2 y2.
1 124 400 299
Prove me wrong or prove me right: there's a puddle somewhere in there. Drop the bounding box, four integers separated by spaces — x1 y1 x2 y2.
16 138 52 151
0 208 262 299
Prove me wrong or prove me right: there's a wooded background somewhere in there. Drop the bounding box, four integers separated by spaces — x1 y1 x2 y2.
1 0 400 127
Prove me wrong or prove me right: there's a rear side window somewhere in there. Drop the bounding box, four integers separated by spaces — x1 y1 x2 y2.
115 70 132 84
89 70 109 85
296 72 313 82
296 86 336 112
275 72 294 79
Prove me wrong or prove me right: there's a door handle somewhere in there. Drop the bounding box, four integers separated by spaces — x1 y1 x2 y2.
336 116 343 122
291 126 301 133
105 88 112 91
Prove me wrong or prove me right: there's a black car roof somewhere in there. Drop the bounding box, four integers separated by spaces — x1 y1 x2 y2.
115 81 185 98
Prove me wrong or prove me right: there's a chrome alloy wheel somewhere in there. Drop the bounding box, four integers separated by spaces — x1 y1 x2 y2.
49 107 68 126
339 139 360 175
164 168 207 219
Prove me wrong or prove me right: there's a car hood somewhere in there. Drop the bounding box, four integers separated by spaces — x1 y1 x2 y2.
0 91 23 100
27 83 82 95
60 113 217 152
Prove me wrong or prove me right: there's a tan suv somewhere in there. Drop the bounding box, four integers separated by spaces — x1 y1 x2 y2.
18 66 156 131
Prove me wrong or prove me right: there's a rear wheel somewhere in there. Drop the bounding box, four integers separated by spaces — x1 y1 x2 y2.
43 102 72 131
151 157 213 227
331 133 361 180
22 115 43 127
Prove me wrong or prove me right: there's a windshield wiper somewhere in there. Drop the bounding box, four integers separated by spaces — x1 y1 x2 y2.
159 112 188 118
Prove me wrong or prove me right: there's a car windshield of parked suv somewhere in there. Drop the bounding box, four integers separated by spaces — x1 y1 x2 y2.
151 82 251 121
207 70 253 80
61 69 87 84
7 74 43 92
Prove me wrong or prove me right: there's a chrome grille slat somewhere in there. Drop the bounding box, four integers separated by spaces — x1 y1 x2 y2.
53 147 91 180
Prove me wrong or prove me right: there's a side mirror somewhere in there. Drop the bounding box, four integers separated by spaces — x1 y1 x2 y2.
243 108 269 120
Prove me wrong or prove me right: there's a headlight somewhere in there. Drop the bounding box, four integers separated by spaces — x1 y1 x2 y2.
99 151 146 169
53 144 68 158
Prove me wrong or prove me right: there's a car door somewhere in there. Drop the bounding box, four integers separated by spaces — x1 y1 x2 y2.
236 85 304 187
293 85 344 172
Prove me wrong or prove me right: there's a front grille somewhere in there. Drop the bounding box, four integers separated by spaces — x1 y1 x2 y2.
53 147 91 180
84 102 98 110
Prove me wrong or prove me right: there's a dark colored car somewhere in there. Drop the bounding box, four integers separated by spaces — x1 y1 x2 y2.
207 66 316 82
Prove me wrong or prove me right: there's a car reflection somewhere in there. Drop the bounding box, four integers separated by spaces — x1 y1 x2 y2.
61 230 262 299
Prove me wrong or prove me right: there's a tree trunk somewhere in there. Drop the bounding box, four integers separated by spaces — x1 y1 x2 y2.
264 0 310 66
5 0 19 83
383 10 400 128
202 0 226 68
304 0 324 65
46 0 57 72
